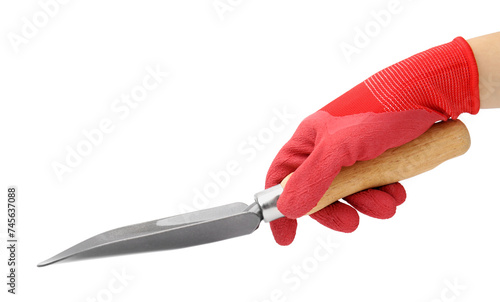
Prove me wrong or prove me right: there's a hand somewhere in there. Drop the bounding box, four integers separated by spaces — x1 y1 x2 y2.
266 36 479 245
266 110 442 245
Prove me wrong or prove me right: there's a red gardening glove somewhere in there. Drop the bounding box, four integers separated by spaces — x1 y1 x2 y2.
267 37 480 245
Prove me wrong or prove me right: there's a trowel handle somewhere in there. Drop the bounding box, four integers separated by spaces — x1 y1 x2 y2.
279 119 471 216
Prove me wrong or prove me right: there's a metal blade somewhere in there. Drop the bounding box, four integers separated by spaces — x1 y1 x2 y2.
38 202 262 267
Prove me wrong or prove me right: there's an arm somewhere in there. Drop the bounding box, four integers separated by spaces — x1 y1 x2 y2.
468 32 500 109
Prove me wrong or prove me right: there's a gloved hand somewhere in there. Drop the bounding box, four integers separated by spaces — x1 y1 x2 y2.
267 37 480 245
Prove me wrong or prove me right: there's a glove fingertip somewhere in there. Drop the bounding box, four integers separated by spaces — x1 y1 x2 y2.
378 183 406 206
276 192 310 219
277 168 340 219
310 202 360 233
344 189 396 219
270 217 297 246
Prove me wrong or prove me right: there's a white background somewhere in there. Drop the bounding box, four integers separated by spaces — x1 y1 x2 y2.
1 0 500 301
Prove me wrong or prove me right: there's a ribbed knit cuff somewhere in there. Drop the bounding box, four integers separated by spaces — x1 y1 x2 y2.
453 36 481 115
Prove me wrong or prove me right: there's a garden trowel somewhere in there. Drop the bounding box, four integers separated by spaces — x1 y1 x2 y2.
38 120 470 267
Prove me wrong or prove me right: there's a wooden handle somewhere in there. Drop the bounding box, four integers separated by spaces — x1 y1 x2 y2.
279 120 471 216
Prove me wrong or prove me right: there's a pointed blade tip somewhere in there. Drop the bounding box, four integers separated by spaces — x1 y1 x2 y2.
38 254 68 267
37 260 51 267
37 258 56 267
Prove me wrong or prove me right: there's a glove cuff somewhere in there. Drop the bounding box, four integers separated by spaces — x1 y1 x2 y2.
453 36 481 115
321 36 481 119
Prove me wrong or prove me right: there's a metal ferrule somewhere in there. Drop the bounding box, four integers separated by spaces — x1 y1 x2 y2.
254 184 285 222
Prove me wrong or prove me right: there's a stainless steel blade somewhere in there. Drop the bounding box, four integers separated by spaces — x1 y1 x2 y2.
37 202 261 267
38 184 285 267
